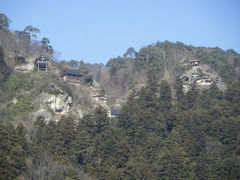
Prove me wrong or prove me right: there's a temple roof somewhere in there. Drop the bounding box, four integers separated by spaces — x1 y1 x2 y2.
63 69 82 77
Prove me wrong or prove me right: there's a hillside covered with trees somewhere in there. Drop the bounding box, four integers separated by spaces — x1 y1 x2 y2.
0 13 240 179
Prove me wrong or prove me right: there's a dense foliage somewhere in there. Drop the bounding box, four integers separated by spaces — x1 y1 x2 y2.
106 41 240 84
0 46 11 103
1 13 240 179
0 123 30 180
78 65 93 85
18 77 239 179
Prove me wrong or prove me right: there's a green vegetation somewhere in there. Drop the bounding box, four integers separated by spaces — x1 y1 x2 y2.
22 77 240 179
41 37 53 53
0 13 11 30
123 47 136 59
0 122 90 180
78 65 93 85
1 13 240 179
128 79 138 89
102 41 240 105
194 47 239 81
7 73 34 91
0 47 12 103
14 56 26 65
15 25 40 40
11 92 34 115
135 45 166 72
0 123 30 180
106 41 240 87
0 46 11 83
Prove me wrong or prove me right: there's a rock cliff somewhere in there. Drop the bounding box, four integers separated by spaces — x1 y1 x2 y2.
181 64 227 93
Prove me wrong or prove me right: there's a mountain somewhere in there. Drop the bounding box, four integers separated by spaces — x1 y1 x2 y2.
92 41 239 103
0 14 240 179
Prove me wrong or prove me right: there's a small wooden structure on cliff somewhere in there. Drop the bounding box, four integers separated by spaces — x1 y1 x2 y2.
188 59 200 66
63 69 82 84
35 56 48 71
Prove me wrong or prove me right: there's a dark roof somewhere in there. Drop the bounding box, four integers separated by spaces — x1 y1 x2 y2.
111 109 119 116
188 59 199 62
35 56 48 64
63 69 82 77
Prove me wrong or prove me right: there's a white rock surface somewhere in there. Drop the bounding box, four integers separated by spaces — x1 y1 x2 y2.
181 64 226 93
15 63 34 73
32 109 52 121
44 93 73 115
90 85 112 117
12 98 17 104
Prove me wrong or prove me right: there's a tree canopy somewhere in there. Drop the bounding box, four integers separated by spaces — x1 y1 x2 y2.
0 13 11 30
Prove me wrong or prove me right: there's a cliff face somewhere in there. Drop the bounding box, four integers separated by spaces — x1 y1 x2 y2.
93 42 240 105
15 58 35 73
43 93 72 115
181 64 227 93
1 20 240 179
32 91 73 122
29 80 114 123
30 83 75 122
1 40 240 125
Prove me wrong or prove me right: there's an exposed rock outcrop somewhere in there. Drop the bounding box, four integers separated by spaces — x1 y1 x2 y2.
32 109 52 121
15 62 34 73
90 81 111 116
181 64 226 93
44 93 73 115
33 83 74 122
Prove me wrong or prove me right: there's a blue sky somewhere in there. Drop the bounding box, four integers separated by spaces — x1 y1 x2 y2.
1 0 240 64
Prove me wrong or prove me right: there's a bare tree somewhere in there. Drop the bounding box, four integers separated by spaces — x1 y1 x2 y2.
25 154 65 180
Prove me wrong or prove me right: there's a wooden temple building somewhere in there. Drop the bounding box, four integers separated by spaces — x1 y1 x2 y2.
188 59 200 66
63 69 82 84
35 56 48 71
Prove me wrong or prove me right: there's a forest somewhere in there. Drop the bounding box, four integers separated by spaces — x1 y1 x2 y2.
1 75 240 179
0 13 240 179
